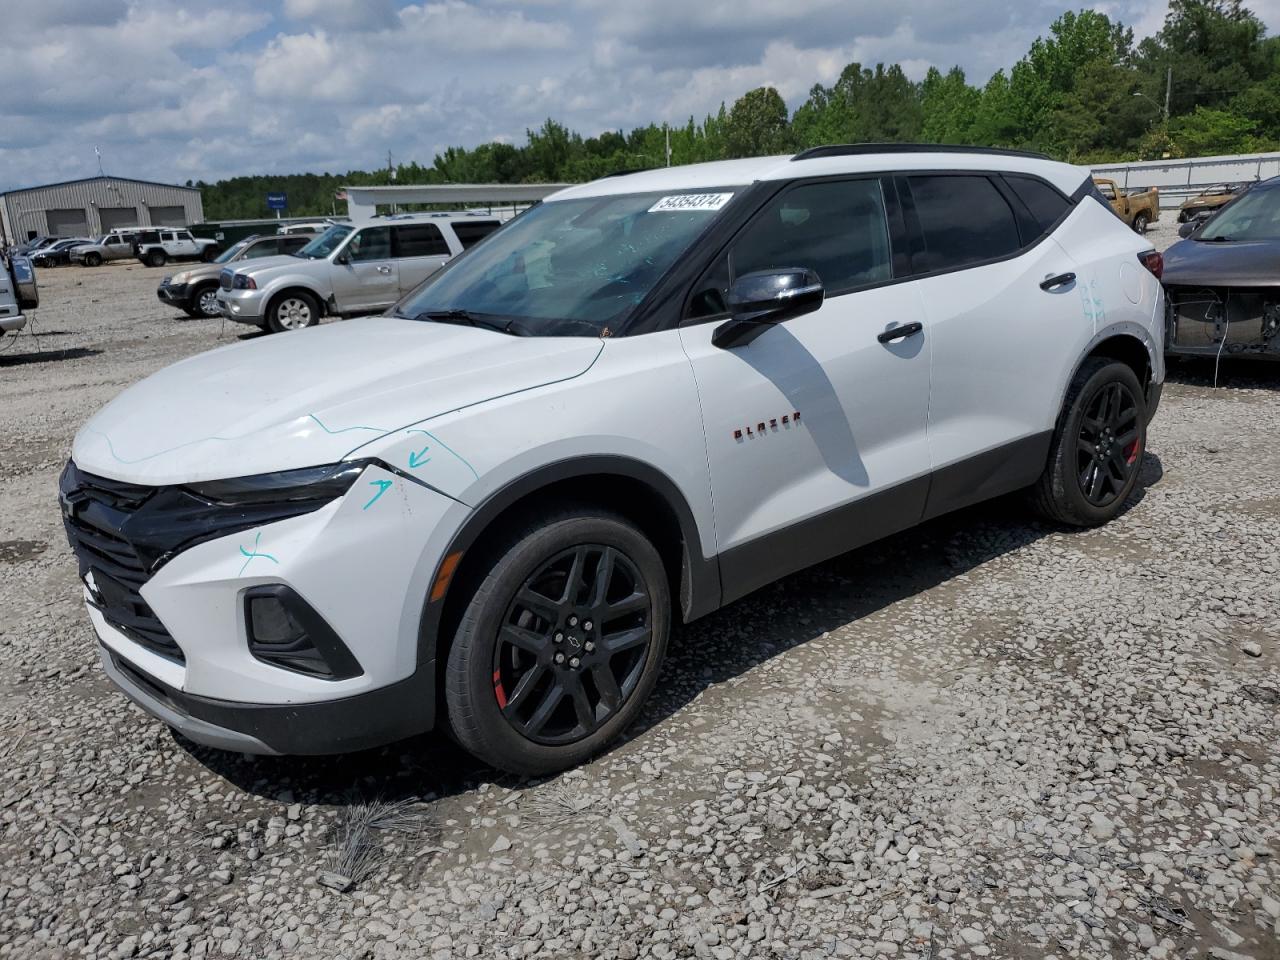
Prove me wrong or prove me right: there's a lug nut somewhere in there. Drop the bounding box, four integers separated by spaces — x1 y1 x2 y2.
569 656 581 669
554 652 566 664
584 641 595 653
554 632 564 643
568 615 579 627
583 620 593 631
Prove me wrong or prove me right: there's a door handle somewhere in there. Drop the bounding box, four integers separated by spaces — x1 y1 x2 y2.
376 265 392 274
877 321 923 344
1039 272 1076 291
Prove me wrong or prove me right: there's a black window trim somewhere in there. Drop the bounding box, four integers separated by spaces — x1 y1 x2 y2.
895 169 1083 283
676 173 906 328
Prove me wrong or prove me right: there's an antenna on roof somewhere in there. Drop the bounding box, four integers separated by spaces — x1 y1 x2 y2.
94 145 104 177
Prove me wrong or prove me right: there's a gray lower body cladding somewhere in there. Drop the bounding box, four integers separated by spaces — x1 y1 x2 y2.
1165 285 1280 359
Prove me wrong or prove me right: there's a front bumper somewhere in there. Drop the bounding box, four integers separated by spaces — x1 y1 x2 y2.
66 460 468 754
156 281 191 306
0 313 26 334
216 288 267 324
101 643 437 755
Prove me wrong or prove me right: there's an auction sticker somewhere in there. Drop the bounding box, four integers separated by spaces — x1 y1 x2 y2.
648 193 734 213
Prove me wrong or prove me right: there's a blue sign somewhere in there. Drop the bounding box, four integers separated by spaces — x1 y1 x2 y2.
266 192 287 211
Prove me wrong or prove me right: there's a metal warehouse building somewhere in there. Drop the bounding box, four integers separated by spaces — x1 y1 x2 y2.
0 176 203 245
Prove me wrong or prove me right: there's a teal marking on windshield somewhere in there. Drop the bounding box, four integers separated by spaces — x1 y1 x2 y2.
407 428 478 480
309 413 388 435
364 479 393 509
238 531 279 576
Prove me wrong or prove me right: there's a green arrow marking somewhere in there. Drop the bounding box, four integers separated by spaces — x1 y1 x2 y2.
363 479 393 510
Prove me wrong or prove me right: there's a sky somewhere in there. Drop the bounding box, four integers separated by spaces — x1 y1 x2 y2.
1 0 1277 192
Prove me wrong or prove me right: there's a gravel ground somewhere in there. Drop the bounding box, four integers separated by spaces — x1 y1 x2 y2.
1 256 1278 960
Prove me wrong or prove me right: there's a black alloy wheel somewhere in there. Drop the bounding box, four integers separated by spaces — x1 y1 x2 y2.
493 544 652 745
1076 380 1141 508
445 508 670 775
1031 357 1147 527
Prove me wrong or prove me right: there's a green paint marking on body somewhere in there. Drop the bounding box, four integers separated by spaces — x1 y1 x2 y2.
238 531 279 576
364 479 394 510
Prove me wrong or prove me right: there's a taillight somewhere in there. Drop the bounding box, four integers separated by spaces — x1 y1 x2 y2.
1138 250 1163 280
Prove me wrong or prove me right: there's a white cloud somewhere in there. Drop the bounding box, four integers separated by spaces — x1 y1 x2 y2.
1 0 1277 193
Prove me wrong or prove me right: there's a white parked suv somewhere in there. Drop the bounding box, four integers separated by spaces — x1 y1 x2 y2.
136 229 219 267
61 146 1164 775
216 213 503 333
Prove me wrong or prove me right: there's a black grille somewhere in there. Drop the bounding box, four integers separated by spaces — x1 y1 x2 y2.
60 463 185 664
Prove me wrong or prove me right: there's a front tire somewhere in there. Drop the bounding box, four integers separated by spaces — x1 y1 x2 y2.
445 508 671 775
1031 358 1147 527
191 283 221 318
147 251 167 267
83 252 102 267
266 291 320 333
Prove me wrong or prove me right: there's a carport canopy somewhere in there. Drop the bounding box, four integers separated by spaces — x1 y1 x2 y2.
343 183 572 220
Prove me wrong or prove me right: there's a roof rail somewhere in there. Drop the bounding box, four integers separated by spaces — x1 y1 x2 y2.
791 143 1051 162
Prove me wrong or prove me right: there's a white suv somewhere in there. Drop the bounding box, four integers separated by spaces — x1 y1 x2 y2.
216 213 504 333
62 146 1164 775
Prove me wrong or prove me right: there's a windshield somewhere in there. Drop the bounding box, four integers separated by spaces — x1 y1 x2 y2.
395 190 736 336
1199 186 1280 241
297 224 352 259
214 239 251 264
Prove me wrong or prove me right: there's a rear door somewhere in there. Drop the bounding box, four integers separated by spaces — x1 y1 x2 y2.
331 226 398 312
392 223 452 295
679 177 933 603
898 172 1085 516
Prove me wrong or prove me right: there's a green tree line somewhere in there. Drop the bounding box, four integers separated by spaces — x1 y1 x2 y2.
197 0 1280 220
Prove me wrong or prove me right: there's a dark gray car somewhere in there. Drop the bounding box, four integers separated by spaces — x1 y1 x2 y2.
1163 176 1280 361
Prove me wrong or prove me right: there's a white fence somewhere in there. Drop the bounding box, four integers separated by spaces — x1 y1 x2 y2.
1090 151 1280 209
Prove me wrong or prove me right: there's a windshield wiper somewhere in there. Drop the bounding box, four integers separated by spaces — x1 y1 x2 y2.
412 309 526 335
1199 235 1235 242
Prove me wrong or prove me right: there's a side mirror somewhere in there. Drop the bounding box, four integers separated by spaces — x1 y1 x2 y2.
1178 221 1196 239
712 268 824 349
335 251 351 265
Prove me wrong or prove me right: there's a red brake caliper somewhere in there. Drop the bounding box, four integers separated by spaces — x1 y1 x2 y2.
493 669 507 709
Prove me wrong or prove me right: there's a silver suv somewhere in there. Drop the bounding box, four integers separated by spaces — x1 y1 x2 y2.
216 213 503 333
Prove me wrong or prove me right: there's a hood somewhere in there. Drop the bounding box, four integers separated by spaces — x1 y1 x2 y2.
1180 196 1225 210
1162 237 1280 287
73 317 603 485
229 254 319 280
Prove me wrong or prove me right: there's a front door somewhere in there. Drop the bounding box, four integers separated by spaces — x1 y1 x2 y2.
392 223 453 296
331 226 399 313
679 177 932 603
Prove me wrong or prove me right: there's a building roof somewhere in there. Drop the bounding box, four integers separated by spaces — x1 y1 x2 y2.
0 175 201 199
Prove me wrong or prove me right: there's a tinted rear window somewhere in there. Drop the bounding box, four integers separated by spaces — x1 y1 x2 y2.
452 221 501 249
1004 175 1072 236
907 175 1021 273
394 223 449 257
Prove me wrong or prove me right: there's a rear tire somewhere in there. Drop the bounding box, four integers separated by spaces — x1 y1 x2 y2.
1031 358 1147 527
266 291 320 333
445 508 671 775
1132 213 1149 234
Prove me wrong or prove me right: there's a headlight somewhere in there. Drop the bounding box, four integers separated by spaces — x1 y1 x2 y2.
170 271 191 285
183 461 368 505
233 273 257 290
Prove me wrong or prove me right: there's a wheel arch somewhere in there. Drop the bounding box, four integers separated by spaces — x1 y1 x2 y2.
1055 326 1159 431
416 455 721 679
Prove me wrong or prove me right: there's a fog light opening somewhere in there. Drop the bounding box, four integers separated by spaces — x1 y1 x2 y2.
244 586 363 681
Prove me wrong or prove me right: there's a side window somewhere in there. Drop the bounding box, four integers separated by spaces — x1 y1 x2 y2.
244 240 279 259
393 224 449 258
1005 175 1072 236
687 179 892 320
161 231 176 242
733 179 892 294
452 221 501 249
906 175 1021 273
282 236 309 254
347 226 392 262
